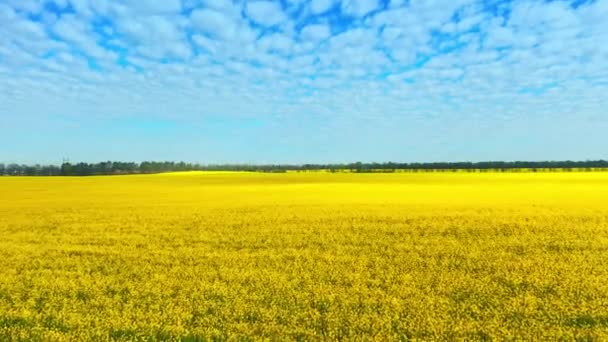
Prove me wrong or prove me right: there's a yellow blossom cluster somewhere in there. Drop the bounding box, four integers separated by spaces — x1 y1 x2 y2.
1 171 607 340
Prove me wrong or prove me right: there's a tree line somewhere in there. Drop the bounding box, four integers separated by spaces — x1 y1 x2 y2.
1 160 608 176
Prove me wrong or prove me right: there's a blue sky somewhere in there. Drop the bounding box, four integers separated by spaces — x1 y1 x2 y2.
1 0 607 164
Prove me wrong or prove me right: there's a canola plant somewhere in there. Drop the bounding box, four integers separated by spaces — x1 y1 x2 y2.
1 171 608 340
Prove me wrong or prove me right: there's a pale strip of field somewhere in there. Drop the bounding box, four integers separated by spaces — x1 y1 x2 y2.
1 171 608 340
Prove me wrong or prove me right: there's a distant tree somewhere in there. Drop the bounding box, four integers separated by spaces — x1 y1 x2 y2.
61 162 73 176
6 164 20 175
41 165 60 176
2 159 608 176
23 165 38 176
98 161 113 175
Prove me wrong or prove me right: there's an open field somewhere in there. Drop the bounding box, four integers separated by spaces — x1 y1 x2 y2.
1 171 608 340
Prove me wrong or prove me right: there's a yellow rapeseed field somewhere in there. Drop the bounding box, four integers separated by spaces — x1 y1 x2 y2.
1 171 608 340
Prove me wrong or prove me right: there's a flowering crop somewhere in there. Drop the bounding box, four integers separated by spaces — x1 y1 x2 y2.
1 171 608 340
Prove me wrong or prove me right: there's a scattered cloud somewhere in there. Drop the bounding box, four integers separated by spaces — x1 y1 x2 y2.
301 24 331 42
341 0 379 17
1 0 608 162
310 0 334 15
191 9 238 40
245 1 287 26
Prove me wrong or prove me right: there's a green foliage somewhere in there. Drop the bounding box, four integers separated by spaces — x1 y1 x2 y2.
1 160 608 176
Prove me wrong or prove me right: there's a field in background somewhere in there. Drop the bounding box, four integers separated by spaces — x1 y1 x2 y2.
1 171 608 340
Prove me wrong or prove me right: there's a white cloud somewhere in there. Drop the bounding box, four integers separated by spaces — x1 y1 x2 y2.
50 0 68 9
121 0 182 14
310 0 334 15
258 33 294 54
389 45 416 64
191 9 238 41
67 0 93 17
114 15 190 59
199 0 238 13
300 24 331 42
484 24 515 49
389 0 405 8
3 0 44 14
52 15 117 62
245 1 287 26
0 3 17 20
53 15 91 46
341 0 379 17
192 34 218 54
0 4 51 52
329 27 377 49
13 18 48 41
